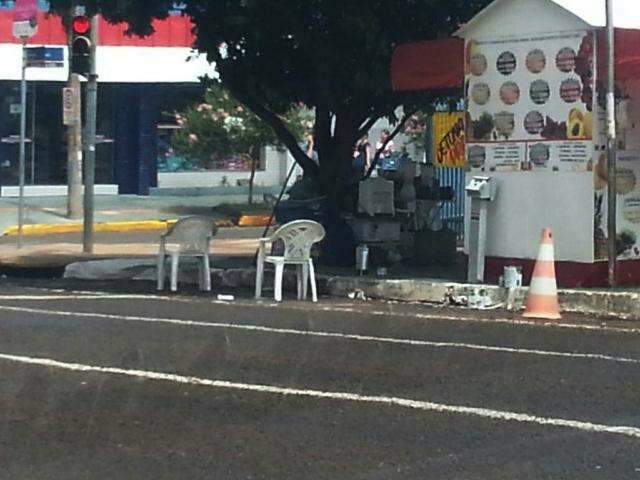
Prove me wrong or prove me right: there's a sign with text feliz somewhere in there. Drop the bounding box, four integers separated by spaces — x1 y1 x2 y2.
12 0 38 39
434 113 465 168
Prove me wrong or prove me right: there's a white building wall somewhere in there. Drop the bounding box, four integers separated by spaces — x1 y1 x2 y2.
475 172 594 262
457 0 590 40
0 44 214 83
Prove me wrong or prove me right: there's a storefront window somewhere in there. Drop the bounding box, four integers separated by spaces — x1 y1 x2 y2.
0 81 116 187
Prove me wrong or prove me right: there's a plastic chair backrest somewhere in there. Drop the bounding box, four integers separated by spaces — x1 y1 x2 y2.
270 220 325 262
164 216 218 253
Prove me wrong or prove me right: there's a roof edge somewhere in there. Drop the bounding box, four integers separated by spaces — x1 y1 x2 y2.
455 0 593 37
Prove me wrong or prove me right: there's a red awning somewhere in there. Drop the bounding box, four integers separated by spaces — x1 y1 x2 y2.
392 29 640 93
597 28 640 82
391 37 464 93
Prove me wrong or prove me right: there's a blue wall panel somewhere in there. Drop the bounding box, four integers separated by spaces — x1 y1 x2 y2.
114 85 158 195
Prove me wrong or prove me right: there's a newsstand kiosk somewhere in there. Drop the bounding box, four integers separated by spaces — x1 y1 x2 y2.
393 0 640 287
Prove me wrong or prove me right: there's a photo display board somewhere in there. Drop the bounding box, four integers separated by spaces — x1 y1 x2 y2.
465 32 595 172
594 151 640 261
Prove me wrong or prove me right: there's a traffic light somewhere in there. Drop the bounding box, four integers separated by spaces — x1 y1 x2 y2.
70 15 91 76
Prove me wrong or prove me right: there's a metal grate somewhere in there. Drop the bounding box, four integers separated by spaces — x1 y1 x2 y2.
436 167 466 244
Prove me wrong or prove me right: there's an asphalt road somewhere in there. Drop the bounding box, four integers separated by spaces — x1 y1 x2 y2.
1 280 640 479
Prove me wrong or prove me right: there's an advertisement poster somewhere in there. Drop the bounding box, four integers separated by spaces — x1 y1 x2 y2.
433 112 465 168
594 151 640 260
465 31 595 172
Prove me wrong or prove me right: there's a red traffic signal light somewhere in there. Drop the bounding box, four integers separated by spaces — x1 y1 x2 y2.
70 15 92 76
72 15 90 35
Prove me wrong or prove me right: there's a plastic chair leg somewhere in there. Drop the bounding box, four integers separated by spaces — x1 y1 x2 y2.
308 259 318 302
302 263 309 300
296 265 303 300
274 262 284 302
170 253 180 292
157 254 165 291
255 260 264 299
203 254 211 291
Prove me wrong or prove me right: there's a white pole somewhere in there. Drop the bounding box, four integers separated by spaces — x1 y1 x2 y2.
17 39 27 249
30 82 36 184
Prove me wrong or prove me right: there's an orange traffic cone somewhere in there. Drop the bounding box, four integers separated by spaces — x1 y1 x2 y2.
523 228 561 320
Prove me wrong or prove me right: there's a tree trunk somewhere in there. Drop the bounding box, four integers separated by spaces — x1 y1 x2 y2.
316 110 359 211
315 139 355 211
248 148 258 205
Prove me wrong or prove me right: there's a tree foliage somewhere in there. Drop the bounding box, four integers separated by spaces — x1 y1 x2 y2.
171 83 311 168
48 0 492 198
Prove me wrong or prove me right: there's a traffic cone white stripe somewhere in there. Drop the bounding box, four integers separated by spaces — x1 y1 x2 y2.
537 244 555 262
523 228 561 320
529 277 558 296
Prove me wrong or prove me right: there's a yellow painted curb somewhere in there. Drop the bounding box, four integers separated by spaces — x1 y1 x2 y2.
3 219 179 237
237 215 272 227
2 216 259 237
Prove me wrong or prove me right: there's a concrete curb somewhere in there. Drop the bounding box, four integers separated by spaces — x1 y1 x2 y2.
326 277 640 320
61 259 640 321
558 289 640 320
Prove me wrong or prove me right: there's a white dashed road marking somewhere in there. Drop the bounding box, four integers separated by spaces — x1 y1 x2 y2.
0 304 638 366
1 291 639 335
0 352 639 439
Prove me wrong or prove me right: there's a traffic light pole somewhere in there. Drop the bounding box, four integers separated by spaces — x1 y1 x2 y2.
606 0 617 286
18 39 27 248
82 15 98 254
17 38 27 249
66 7 82 219
66 73 82 219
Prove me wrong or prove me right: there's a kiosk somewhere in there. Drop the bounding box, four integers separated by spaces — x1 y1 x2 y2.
392 0 640 286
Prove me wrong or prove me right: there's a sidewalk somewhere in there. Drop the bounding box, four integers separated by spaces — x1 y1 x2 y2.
3 238 636 321
0 194 638 321
0 194 272 236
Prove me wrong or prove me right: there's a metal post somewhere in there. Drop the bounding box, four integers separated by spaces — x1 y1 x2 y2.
67 74 83 219
66 5 82 219
30 82 36 184
606 0 617 287
83 15 98 254
17 39 27 249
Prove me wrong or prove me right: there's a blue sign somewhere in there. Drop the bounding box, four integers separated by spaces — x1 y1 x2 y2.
26 46 64 67
0 1 49 11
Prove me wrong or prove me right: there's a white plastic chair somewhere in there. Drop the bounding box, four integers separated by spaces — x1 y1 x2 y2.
157 216 218 292
255 220 326 302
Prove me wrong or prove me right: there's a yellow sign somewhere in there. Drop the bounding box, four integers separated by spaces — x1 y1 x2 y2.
433 113 465 168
